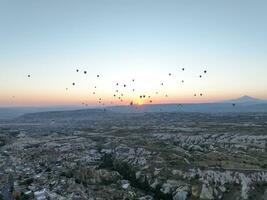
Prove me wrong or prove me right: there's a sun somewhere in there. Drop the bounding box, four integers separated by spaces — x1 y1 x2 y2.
137 99 144 106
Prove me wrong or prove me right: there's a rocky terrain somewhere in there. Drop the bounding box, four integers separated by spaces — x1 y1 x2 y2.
0 110 267 199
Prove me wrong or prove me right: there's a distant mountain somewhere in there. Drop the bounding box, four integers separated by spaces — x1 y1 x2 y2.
12 102 267 122
0 105 84 120
107 96 267 113
1 96 267 120
15 108 110 122
222 95 267 105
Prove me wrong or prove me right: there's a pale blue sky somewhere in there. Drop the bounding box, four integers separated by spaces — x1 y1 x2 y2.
0 0 266 106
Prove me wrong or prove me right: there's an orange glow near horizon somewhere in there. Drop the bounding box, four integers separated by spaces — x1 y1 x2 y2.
1 71 267 107
1 91 267 107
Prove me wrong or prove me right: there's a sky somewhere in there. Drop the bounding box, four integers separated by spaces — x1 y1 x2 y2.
0 0 266 107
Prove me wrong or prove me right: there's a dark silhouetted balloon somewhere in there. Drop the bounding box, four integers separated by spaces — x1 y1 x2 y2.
84 71 87 74
204 70 207 73
72 83 75 86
